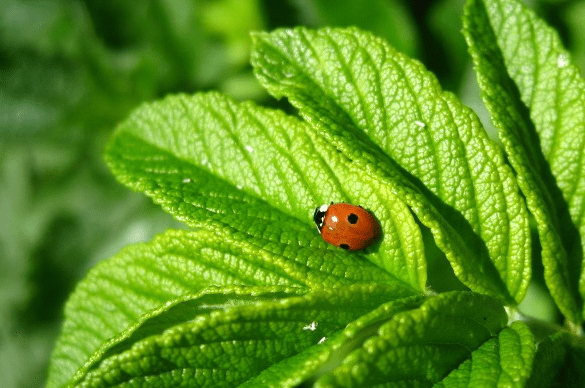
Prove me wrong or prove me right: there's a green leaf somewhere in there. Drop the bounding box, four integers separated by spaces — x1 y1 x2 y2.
68 285 409 387
526 332 569 388
239 295 426 387
104 91 427 290
462 0 585 323
565 1 585 76
71 291 507 388
46 228 415 388
313 292 508 387
251 27 530 304
527 332 585 388
436 321 535 387
241 292 510 388
262 291 506 387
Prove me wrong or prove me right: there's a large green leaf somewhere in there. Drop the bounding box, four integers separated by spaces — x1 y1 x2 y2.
46 228 414 388
65 285 410 387
251 27 530 304
463 0 585 323
104 91 427 289
65 289 517 387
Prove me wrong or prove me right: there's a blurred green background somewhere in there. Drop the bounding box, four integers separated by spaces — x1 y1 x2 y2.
1 0 584 386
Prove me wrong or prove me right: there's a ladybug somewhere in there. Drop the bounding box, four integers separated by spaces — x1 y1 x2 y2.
313 203 380 251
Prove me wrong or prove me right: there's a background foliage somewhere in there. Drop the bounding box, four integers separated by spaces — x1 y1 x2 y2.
2 0 585 387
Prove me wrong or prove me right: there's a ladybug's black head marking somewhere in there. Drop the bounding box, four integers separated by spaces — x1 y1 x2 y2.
347 213 359 224
339 244 350 250
313 204 329 231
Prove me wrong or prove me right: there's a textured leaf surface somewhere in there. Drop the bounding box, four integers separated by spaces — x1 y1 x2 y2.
47 228 414 388
252 27 530 304
239 295 426 387
436 321 535 387
313 292 507 387
241 292 508 388
70 285 407 387
463 0 584 323
104 92 426 290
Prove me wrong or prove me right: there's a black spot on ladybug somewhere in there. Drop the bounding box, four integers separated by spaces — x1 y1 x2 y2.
339 244 350 250
347 213 359 224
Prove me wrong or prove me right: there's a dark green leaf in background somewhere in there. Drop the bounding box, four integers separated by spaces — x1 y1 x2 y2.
292 0 418 58
527 331 585 388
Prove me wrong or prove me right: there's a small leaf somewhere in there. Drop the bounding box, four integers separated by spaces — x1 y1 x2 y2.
462 0 584 323
104 92 427 289
251 27 531 304
70 285 409 387
436 321 535 387
46 228 415 388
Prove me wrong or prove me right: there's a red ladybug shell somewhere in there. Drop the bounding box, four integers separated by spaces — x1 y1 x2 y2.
313 203 380 251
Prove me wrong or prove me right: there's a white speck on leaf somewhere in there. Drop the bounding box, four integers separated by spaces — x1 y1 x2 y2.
557 53 569 68
303 321 318 331
414 120 426 128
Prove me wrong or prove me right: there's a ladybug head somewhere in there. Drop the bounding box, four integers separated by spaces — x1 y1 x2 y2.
313 204 329 231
